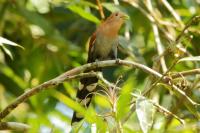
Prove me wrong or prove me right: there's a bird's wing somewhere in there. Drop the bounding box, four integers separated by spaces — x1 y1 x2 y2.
87 32 96 63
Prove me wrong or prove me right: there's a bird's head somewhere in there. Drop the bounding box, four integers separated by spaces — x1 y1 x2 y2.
97 12 129 37
106 12 129 24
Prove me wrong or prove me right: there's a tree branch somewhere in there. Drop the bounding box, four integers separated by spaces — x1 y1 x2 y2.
171 69 200 79
161 0 184 28
0 59 198 121
146 0 167 73
0 59 161 120
131 93 185 125
176 15 200 43
96 0 105 20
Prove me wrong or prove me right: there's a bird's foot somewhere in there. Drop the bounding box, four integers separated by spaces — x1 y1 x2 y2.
94 59 100 69
115 58 120 64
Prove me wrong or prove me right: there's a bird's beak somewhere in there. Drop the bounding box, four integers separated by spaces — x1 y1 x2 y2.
122 14 129 20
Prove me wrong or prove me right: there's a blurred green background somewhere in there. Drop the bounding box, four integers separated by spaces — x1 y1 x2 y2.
0 0 200 132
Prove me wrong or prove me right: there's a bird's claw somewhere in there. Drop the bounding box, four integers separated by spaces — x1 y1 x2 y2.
115 58 120 64
94 59 99 68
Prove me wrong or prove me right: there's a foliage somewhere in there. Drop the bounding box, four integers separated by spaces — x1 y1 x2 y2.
0 0 200 132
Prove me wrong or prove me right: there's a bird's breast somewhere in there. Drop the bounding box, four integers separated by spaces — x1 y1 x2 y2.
94 35 118 60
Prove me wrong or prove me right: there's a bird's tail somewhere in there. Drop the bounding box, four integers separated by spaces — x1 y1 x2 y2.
71 72 99 124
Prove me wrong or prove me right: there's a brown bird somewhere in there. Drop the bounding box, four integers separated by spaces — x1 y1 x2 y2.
71 12 129 124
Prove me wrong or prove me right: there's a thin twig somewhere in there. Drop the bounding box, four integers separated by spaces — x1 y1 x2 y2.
146 0 167 73
142 58 179 96
147 48 184 95
131 93 185 125
152 23 167 72
96 0 105 20
122 69 200 124
123 0 189 55
97 73 120 90
161 0 184 28
176 16 200 43
171 69 200 79
151 100 185 125
121 101 135 124
123 0 155 23
0 122 30 131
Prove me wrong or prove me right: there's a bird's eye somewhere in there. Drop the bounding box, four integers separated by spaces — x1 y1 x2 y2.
115 13 118 16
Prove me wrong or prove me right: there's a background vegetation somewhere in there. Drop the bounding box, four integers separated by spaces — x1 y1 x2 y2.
0 0 200 132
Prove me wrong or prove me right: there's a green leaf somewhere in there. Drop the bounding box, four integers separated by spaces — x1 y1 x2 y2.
79 0 98 9
1 45 13 60
67 4 100 24
51 91 86 116
159 83 200 119
117 77 134 120
16 6 68 46
94 95 111 108
29 0 50 14
63 82 76 98
102 3 121 12
0 37 24 49
136 96 155 133
178 56 200 63
0 65 27 89
85 106 96 123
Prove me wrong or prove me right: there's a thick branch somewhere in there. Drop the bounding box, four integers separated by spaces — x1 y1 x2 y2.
0 60 162 120
0 59 198 120
0 73 97 120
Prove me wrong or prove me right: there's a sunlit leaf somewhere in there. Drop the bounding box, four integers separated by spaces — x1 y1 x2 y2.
17 6 67 46
67 4 100 24
0 37 24 49
102 3 121 12
136 96 155 133
79 1 98 9
51 91 86 116
71 120 84 133
117 77 135 120
1 45 13 60
0 65 27 89
94 95 111 108
29 0 50 14
63 82 76 98
85 106 96 123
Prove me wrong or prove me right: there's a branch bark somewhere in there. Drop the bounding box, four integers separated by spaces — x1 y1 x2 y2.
0 59 199 121
0 59 162 120
96 0 105 20
171 69 200 78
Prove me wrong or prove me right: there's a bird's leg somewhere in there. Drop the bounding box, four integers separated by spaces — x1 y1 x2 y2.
113 46 118 60
112 46 120 64
91 58 102 72
95 59 99 68
108 45 118 60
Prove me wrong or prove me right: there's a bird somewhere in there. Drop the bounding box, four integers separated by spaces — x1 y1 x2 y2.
71 12 129 124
